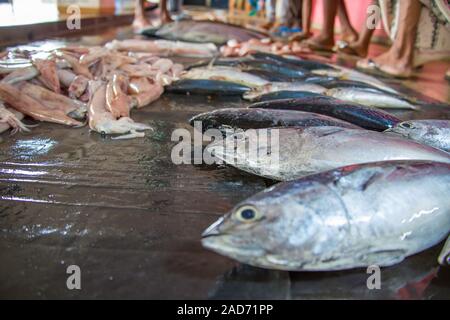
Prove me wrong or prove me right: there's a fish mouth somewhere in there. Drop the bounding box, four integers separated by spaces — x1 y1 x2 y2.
201 234 265 260
202 216 265 259
202 236 302 270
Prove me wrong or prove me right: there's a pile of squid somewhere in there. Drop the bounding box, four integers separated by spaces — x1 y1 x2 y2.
0 44 184 139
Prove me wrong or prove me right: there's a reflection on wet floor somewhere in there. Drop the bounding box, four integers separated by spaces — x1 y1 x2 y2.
209 246 449 300
0 31 449 298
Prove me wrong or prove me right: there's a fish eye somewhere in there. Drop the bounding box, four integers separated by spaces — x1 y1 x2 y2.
234 205 261 222
400 122 414 129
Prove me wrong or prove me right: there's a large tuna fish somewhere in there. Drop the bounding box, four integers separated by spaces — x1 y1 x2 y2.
206 126 450 181
202 161 450 271
143 20 267 45
190 108 360 133
249 97 401 131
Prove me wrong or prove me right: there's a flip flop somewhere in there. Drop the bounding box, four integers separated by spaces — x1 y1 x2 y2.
356 59 412 79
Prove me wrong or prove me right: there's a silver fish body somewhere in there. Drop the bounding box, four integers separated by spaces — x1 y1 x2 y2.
206 126 450 181
202 161 450 271
181 66 269 88
326 88 417 110
385 120 450 152
312 65 398 94
243 82 327 101
146 20 267 45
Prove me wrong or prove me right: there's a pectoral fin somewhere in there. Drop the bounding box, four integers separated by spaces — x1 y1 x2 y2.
438 236 450 266
358 248 408 267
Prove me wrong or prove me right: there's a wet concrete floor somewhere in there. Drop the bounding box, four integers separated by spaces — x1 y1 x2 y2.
0 29 449 299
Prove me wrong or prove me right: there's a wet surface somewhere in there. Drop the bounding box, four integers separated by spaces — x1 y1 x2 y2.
0 29 449 299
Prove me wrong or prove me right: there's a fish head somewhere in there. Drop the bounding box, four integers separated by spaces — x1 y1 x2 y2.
242 84 271 101
325 87 344 97
206 128 284 179
386 121 428 140
202 182 323 270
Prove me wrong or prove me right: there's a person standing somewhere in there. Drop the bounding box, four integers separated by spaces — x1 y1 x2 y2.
290 0 358 48
355 0 450 78
133 0 173 31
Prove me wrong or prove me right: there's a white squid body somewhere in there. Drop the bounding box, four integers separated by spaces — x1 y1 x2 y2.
88 83 152 139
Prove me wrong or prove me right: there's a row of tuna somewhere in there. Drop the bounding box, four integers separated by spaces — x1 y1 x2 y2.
169 51 423 110
177 53 450 271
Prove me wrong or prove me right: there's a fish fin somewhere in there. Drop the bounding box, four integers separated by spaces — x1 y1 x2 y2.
333 167 387 195
438 235 450 266
358 248 407 267
360 172 383 191
207 57 217 69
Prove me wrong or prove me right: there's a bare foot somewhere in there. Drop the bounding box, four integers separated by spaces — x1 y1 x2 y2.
373 50 413 77
338 40 368 57
132 17 152 31
357 50 413 78
289 31 312 42
304 34 334 51
161 13 173 24
340 28 358 43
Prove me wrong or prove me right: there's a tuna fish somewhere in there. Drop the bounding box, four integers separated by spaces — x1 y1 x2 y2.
249 91 323 102
166 79 251 96
237 60 309 79
142 20 267 45
181 66 269 88
190 108 360 133
202 161 450 271
326 88 418 110
243 83 327 101
312 65 398 94
206 126 450 181
250 52 336 71
249 97 401 131
385 120 450 153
